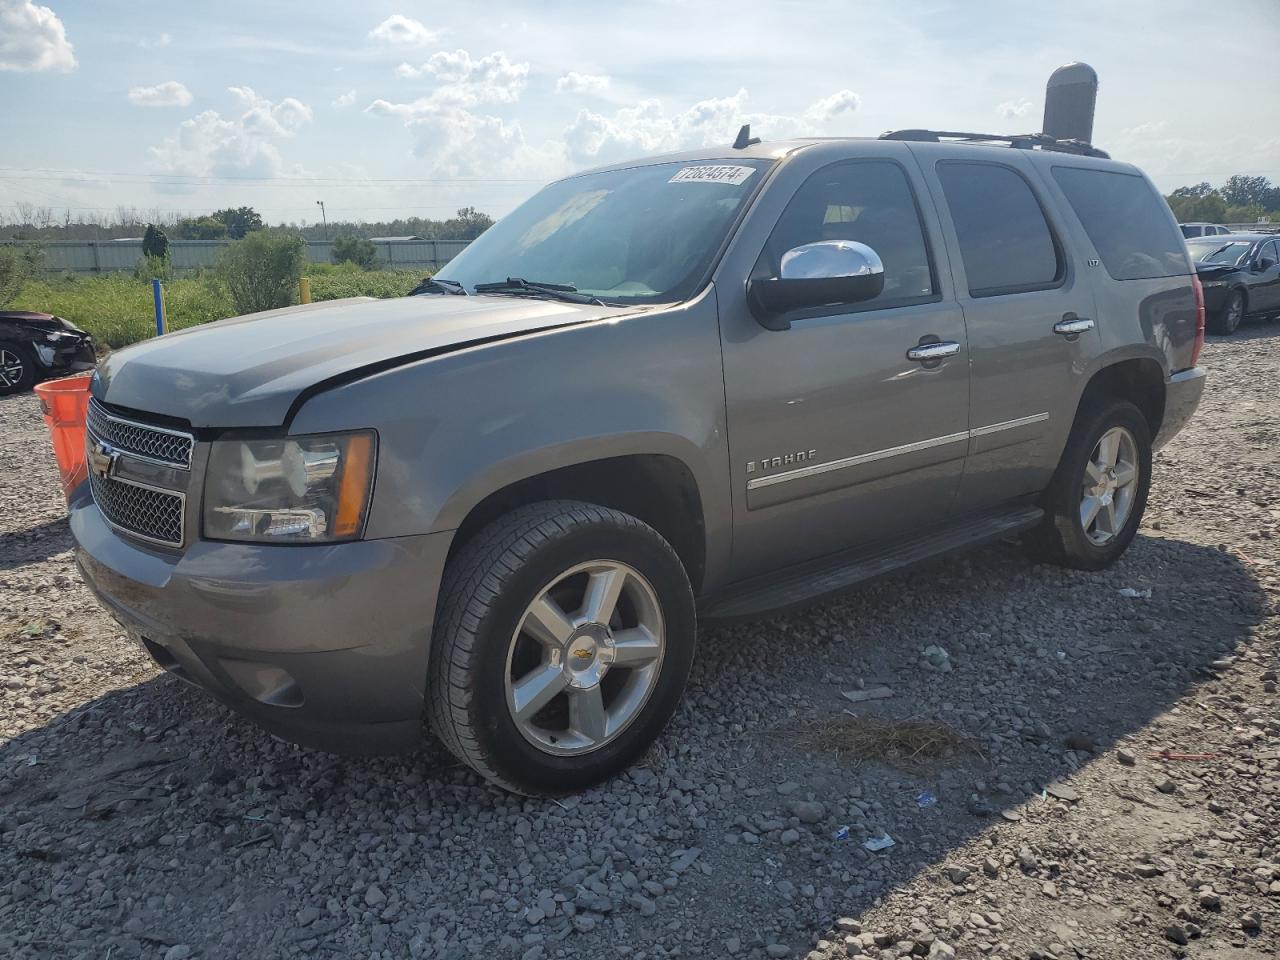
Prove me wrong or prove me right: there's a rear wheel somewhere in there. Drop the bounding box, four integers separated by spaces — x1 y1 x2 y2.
1209 289 1245 335
0 343 37 396
1023 398 1152 570
428 500 696 795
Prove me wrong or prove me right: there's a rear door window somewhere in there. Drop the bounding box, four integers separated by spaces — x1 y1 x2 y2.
935 161 1063 297
1051 166 1191 280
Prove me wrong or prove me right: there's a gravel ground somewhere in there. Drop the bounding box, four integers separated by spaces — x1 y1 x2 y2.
2 330 1277 960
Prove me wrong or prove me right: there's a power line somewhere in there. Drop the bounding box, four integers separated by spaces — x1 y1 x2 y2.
0 167 546 185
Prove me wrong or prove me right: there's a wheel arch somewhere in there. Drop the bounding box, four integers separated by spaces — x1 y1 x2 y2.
443 449 709 594
1074 355 1166 441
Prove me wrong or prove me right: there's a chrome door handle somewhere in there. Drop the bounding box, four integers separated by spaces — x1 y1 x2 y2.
1054 315 1095 336
906 341 961 362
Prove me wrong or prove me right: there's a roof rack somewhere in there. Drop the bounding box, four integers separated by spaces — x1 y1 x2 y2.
878 129 1109 159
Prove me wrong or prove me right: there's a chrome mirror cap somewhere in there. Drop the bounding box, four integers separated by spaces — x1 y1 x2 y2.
779 240 884 281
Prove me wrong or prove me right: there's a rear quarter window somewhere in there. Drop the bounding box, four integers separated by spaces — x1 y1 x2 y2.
1052 166 1190 280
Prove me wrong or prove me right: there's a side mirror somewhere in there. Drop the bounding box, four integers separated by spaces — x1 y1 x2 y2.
748 240 886 330
1256 257 1276 272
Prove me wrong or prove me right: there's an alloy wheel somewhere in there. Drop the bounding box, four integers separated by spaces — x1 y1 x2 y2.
1079 425 1139 545
0 349 25 389
1226 294 1243 332
504 559 665 756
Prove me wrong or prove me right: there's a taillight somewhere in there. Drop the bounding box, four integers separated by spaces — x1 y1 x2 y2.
1189 274 1206 367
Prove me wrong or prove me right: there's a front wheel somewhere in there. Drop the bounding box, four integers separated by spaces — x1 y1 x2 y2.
0 343 37 396
427 501 696 795
1023 398 1152 570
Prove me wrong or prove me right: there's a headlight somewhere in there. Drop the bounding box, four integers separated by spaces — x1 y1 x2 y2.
203 431 376 543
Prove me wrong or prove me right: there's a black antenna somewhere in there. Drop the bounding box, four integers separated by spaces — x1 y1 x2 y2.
732 124 760 149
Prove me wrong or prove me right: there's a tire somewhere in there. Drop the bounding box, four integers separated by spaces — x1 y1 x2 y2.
1209 289 1245 335
1023 398 1152 571
0 342 38 396
427 500 696 795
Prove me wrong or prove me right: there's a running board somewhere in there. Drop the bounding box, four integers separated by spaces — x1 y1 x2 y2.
699 505 1044 621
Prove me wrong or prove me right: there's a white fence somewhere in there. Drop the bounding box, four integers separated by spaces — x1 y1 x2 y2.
5 238 472 274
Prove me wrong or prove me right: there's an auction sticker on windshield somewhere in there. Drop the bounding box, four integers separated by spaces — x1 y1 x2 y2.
669 165 755 185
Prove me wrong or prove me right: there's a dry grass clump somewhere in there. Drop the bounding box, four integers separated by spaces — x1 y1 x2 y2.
773 712 985 771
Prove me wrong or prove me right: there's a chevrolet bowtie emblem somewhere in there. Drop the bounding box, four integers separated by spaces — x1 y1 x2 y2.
89 439 119 480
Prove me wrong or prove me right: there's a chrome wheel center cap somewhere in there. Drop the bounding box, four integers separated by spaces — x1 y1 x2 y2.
564 623 614 689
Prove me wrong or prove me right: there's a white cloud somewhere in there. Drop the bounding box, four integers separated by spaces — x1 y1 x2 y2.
996 98 1035 120
138 32 172 49
0 0 76 72
562 88 861 167
367 99 565 181
149 87 313 179
394 49 528 106
556 72 610 95
127 81 193 108
332 89 357 108
805 89 860 123
368 84 871 181
367 14 437 46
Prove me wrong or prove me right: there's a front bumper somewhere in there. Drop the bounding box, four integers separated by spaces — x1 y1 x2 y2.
1199 282 1231 317
1153 366 1206 451
70 484 453 754
36 335 96 375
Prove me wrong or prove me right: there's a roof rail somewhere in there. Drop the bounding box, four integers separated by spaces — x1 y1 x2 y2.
878 129 1110 160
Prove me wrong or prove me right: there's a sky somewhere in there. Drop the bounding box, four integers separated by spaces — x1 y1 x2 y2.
1 0 1278 226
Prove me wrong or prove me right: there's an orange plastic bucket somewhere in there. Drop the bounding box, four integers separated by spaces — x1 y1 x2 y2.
34 373 93 499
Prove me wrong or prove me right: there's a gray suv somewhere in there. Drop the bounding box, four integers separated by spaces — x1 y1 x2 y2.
72 103 1207 795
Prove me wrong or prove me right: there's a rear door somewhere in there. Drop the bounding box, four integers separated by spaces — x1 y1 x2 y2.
918 148 1101 514
717 143 970 581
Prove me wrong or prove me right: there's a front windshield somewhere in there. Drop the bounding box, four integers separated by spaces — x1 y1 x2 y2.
437 159 771 303
1188 240 1252 265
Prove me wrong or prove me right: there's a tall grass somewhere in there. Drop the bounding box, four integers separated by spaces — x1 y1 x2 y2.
10 266 429 349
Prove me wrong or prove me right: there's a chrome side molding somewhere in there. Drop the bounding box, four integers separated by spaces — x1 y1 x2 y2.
747 413 1049 491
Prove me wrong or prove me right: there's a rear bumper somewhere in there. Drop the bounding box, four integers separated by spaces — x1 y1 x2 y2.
1154 366 1206 451
70 485 453 754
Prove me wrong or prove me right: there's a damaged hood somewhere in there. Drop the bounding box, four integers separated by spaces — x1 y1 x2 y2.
93 294 632 427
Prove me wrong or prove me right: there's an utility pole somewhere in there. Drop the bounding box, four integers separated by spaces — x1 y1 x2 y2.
315 200 328 240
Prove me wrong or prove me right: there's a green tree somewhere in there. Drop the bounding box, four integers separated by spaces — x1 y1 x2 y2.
332 236 377 269
1166 192 1226 224
0 244 43 306
1223 204 1266 224
436 206 495 241
176 216 229 240
212 206 264 240
142 223 169 260
216 232 306 314
1220 174 1272 208
1169 182 1214 201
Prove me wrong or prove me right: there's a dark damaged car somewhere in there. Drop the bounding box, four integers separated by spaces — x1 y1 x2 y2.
1186 234 1280 335
0 310 97 395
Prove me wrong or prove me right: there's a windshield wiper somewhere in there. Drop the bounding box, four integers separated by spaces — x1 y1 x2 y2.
473 277 605 306
408 276 467 296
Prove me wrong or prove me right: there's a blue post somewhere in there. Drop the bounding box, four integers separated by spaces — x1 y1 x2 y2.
151 278 166 336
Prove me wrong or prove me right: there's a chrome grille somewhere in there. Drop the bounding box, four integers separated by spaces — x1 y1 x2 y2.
88 471 185 547
87 399 193 468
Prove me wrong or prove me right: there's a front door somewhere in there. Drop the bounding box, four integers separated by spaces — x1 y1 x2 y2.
717 145 970 581
921 151 1101 513
1252 239 1280 313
